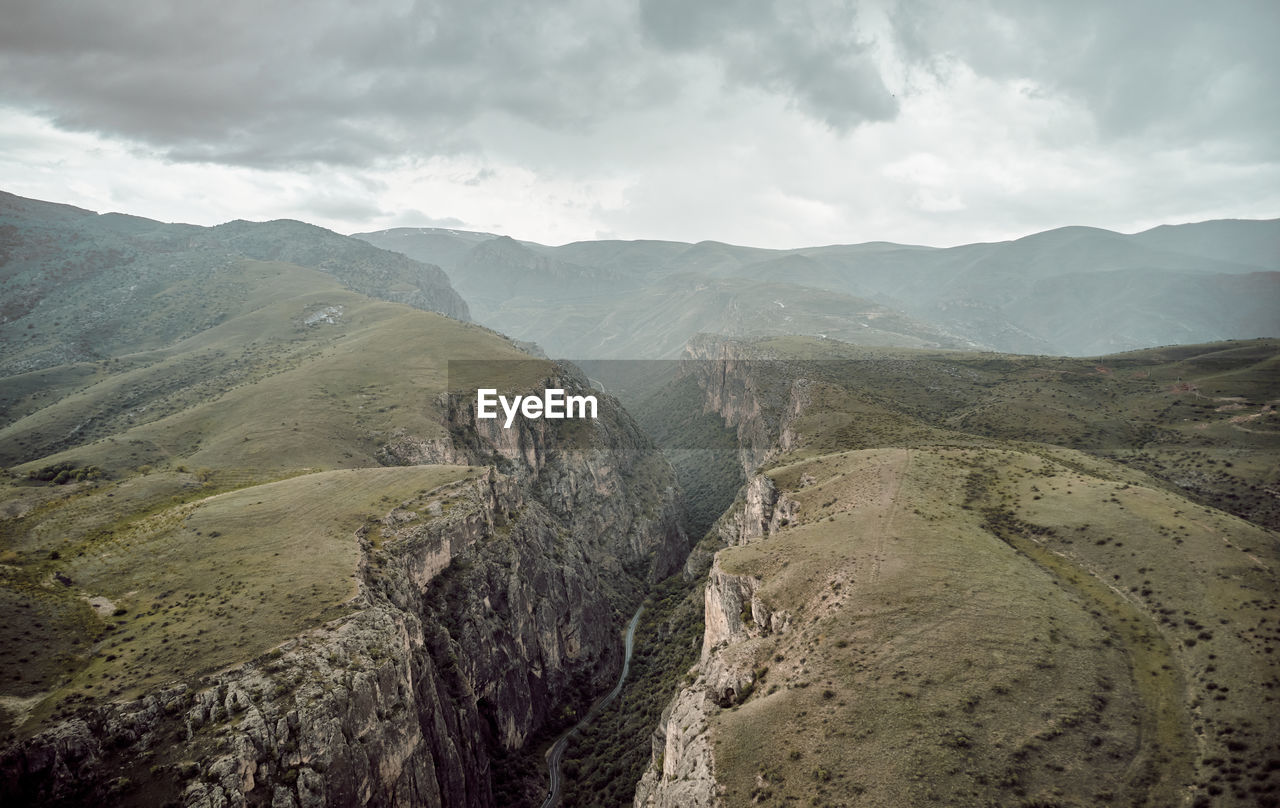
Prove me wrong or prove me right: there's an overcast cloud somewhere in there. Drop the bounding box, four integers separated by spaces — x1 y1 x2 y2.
1 0 1276 247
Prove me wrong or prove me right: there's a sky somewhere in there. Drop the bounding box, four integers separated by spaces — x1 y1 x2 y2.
1 0 1277 249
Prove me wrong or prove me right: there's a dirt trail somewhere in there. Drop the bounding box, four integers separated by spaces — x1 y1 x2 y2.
988 512 1195 805
1185 515 1272 572
867 449 910 584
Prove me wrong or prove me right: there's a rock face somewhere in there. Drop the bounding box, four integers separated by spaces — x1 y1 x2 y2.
635 539 791 808
635 339 803 808
1 376 686 807
673 338 805 582
381 363 691 582
704 473 800 549
633 556 792 808
681 336 812 477
631 685 718 808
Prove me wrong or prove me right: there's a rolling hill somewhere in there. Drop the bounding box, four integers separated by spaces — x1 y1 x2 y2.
0 197 688 808
1 191 470 378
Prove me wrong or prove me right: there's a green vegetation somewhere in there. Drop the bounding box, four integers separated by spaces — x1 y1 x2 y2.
632 373 745 541
1 259 538 475
23 462 102 484
1 196 466 390
559 574 704 807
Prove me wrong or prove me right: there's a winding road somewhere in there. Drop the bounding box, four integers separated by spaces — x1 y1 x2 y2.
539 605 644 808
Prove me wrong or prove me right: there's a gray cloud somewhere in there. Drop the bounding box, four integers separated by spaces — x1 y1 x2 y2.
6 0 1274 173
1 0 1275 247
0 0 660 168
638 0 898 128
0 0 910 170
889 0 1280 158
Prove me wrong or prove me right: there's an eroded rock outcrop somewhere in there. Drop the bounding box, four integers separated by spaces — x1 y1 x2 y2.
681 336 813 478
632 558 793 808
631 685 719 808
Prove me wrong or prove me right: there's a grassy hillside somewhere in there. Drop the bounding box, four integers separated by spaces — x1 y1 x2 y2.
708 442 1277 806
0 285 540 739
709 336 1280 532
628 335 1279 807
0 465 479 736
0 248 559 744
1 259 537 475
0 191 469 378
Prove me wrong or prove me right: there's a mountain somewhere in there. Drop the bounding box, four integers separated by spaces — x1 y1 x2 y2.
1128 218 1280 269
0 192 470 377
473 273 977 359
0 201 687 806
354 233 981 358
356 218 1280 358
455 235 633 304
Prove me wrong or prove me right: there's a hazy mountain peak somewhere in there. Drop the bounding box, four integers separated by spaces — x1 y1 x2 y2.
354 208 1277 359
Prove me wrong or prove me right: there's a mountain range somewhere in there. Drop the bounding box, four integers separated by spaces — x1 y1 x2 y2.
356 217 1279 358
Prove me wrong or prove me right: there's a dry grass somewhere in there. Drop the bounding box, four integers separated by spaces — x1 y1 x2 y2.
2 260 543 475
702 442 1280 806
5 464 477 733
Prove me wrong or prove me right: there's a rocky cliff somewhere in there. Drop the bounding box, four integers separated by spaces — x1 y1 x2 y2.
2 373 687 807
680 335 813 477
630 684 718 808
635 339 804 808
633 553 794 808
380 363 690 581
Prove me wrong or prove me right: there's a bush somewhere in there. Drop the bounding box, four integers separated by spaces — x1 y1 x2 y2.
27 462 102 484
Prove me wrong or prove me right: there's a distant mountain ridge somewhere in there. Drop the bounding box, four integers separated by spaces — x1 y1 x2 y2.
0 192 470 375
356 218 1280 357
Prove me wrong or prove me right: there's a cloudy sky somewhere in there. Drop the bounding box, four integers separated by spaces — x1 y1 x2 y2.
2 0 1277 248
